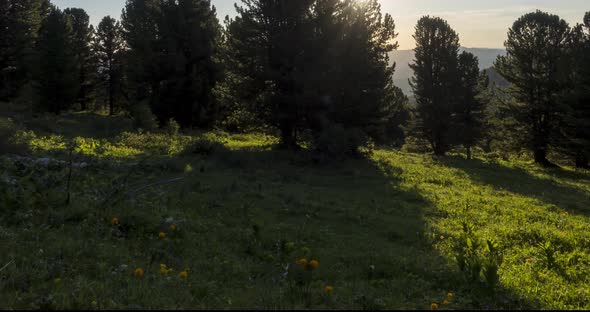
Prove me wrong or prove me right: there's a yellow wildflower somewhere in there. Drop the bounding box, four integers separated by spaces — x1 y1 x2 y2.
308 260 319 270
159 232 167 239
440 235 445 240
111 218 119 226
169 225 177 231
324 285 334 295
443 300 450 305
431 303 439 310
179 271 189 279
134 268 145 278
296 258 308 267
447 292 454 298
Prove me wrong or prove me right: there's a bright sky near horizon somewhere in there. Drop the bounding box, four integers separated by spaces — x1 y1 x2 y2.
53 0 587 50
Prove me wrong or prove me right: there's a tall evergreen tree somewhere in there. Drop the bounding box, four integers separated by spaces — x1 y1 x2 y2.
121 0 161 109
35 5 78 113
226 0 403 151
2 0 49 100
122 0 222 128
94 16 125 116
155 0 222 127
227 0 316 148
409 16 460 156
64 8 95 110
454 52 488 159
560 12 590 168
330 0 400 144
495 10 571 166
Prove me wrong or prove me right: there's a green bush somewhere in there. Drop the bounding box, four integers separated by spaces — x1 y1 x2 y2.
130 101 159 132
165 118 181 137
314 124 373 159
183 137 225 157
401 136 432 154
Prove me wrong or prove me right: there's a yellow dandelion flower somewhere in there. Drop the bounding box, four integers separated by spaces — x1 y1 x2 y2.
111 217 119 226
296 258 308 267
160 263 167 269
160 267 169 276
443 300 450 305
431 303 439 310
308 260 319 270
134 268 145 278
447 292 454 298
159 232 167 239
169 225 177 231
179 271 189 279
324 286 334 295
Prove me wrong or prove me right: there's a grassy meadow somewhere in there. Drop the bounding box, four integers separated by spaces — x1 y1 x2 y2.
1 113 590 310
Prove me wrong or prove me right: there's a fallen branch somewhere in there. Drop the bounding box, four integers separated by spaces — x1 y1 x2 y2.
0 259 14 273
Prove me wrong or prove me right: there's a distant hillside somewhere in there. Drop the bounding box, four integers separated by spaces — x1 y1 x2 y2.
390 48 506 95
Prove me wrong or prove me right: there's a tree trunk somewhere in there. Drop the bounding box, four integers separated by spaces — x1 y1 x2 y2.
534 148 557 167
482 138 493 153
278 121 298 150
466 146 472 160
433 145 446 156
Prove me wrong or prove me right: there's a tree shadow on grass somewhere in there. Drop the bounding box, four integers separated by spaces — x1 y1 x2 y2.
6 138 542 309
182 147 541 309
438 156 590 217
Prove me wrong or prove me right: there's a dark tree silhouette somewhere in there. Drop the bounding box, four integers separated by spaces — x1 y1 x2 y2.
94 16 125 116
409 16 461 156
64 8 95 111
495 10 571 166
35 6 78 114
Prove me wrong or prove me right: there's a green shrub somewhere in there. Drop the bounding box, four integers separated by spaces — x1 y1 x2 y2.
130 101 159 132
314 124 373 159
183 137 225 157
401 136 432 154
165 118 181 137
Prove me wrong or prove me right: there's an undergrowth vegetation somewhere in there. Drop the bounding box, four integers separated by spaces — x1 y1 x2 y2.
1 114 589 309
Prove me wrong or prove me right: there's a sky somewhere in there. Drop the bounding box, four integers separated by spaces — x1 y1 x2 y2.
53 0 588 50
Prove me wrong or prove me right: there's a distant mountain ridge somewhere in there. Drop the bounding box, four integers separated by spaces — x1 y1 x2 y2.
390 48 506 95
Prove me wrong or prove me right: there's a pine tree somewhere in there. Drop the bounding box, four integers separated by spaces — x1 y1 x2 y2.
94 16 125 116
495 10 571 166
121 0 161 108
560 12 590 168
226 0 316 148
331 0 401 144
35 6 78 114
64 8 95 111
156 0 222 128
122 0 222 128
226 0 403 152
409 16 461 156
454 51 488 159
2 0 49 100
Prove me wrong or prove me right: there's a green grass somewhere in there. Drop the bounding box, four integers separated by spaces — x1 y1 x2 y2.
1 114 589 310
